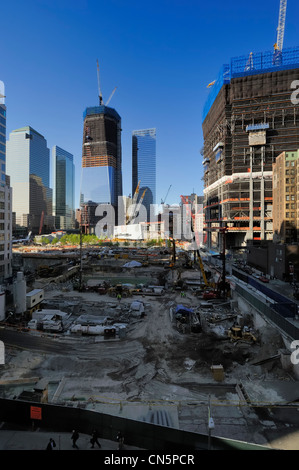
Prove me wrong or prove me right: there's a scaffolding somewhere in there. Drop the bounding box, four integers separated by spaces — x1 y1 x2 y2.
202 62 299 249
203 46 299 122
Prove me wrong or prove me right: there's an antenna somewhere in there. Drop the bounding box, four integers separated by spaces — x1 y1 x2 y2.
96 59 103 105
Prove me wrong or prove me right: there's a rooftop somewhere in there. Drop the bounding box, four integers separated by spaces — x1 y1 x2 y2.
203 45 299 122
83 105 121 122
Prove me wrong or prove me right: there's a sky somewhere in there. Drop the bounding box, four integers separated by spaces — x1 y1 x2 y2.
1 0 299 209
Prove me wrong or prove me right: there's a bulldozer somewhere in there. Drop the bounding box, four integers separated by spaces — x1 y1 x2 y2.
108 284 133 298
228 323 256 343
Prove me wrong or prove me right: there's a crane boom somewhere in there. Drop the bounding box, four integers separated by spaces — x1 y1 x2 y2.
106 87 117 106
274 0 287 51
96 59 103 105
161 184 172 204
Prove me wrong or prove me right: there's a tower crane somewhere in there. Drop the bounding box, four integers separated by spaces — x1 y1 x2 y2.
96 59 117 106
126 181 141 224
274 0 287 52
273 0 287 64
105 87 117 106
161 185 172 205
96 59 103 105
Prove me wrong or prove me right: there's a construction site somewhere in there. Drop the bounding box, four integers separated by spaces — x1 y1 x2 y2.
1 0 299 452
0 231 299 451
202 0 299 250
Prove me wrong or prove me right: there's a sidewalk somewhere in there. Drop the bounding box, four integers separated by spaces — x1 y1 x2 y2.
0 429 143 451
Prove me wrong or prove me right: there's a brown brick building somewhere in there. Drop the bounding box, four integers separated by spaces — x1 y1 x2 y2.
272 150 299 243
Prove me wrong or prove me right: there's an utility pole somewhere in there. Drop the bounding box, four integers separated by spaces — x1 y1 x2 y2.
207 394 214 450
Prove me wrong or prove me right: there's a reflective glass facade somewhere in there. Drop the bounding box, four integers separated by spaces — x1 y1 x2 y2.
80 105 122 232
81 166 115 205
132 128 156 219
6 126 53 233
52 146 75 230
0 81 12 281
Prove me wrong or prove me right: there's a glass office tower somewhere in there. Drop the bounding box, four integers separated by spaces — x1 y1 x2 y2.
52 146 75 230
0 81 12 281
132 128 156 219
80 105 122 233
6 126 53 234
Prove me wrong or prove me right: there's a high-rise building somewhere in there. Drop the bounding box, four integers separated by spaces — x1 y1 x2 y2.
52 145 75 230
80 105 122 233
6 126 53 234
272 149 299 243
0 81 12 281
202 46 299 250
132 128 156 220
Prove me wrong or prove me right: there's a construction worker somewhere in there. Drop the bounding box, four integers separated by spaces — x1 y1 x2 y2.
116 431 124 450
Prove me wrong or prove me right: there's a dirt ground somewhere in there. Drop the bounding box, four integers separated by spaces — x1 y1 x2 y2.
0 266 293 447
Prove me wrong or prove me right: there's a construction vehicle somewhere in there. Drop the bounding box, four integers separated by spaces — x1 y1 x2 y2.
108 284 133 298
180 195 214 289
168 237 176 268
228 323 256 343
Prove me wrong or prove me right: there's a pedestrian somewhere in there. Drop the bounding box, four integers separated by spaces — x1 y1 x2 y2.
116 431 124 450
46 438 56 450
90 428 101 448
71 429 79 449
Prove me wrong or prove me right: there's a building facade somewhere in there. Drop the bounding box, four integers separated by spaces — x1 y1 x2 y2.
80 105 122 233
52 145 75 231
0 81 13 281
272 149 299 243
202 47 299 250
132 128 156 221
6 126 53 234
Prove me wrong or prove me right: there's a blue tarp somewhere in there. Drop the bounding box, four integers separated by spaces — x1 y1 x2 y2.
175 305 194 315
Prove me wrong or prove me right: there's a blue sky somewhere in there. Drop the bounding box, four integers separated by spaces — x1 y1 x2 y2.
1 0 298 208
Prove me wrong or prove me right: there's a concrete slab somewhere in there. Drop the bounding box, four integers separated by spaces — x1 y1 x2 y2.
244 380 299 405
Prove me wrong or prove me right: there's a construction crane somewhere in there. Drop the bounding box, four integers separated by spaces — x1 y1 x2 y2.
274 0 287 52
105 86 117 106
180 195 211 287
96 59 117 106
126 181 141 224
128 188 147 225
273 0 287 65
161 184 172 205
96 59 103 105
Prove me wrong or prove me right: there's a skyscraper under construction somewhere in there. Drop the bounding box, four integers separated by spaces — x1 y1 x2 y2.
202 45 299 250
80 62 122 234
